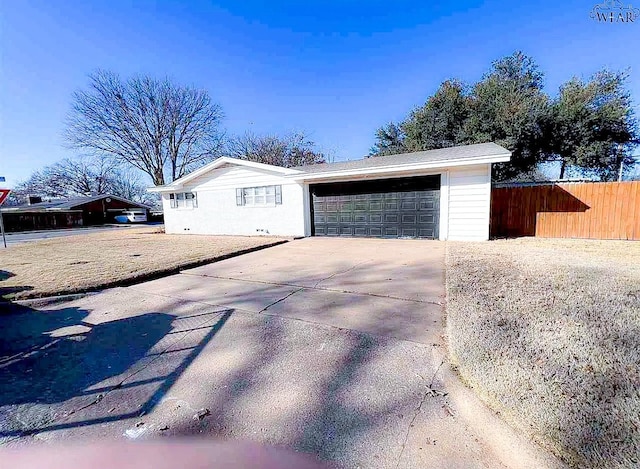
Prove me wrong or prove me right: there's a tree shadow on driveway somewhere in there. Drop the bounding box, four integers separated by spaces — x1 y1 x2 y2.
162 312 438 468
0 302 232 440
1 247 451 467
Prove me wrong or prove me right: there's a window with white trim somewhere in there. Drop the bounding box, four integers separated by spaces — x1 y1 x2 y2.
169 192 197 209
236 185 282 206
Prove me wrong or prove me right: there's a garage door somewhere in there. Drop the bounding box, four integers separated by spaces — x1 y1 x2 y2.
311 175 440 239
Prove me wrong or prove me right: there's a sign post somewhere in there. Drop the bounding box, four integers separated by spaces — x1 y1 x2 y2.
0 210 5 248
0 188 10 248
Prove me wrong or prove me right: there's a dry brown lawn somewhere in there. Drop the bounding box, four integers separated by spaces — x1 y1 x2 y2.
446 238 640 468
0 227 286 300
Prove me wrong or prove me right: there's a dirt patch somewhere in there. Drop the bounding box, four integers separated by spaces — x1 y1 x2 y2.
0 227 287 300
445 238 640 468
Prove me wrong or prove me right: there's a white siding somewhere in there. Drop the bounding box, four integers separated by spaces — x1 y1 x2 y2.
159 161 496 241
162 165 306 237
446 164 491 241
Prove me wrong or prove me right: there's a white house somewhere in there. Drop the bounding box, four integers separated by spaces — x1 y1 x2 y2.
149 142 511 241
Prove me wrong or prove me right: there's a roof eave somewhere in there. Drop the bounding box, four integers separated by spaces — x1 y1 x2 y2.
65 194 154 210
147 185 175 193
1 208 83 213
288 153 511 181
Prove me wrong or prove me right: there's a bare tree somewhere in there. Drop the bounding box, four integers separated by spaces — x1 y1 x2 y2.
13 156 153 204
226 132 326 167
15 156 113 198
107 167 155 204
65 70 224 185
3 192 23 207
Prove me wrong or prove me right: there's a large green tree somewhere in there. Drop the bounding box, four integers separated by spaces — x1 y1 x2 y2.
369 123 406 156
402 79 471 152
548 70 638 181
369 81 470 157
465 52 550 180
370 52 551 180
370 52 639 181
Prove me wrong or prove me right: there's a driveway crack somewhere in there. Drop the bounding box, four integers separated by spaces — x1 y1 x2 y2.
179 271 443 306
395 359 447 468
311 261 370 288
258 288 305 313
395 388 431 469
429 359 445 389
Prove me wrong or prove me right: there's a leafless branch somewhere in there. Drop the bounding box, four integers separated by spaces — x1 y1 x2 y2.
13 156 154 204
65 70 224 185
225 131 325 168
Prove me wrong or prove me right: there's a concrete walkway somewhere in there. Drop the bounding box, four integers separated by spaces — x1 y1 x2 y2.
0 238 560 468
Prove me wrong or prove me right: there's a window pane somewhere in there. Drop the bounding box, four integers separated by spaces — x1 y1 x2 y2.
177 193 185 200
275 185 282 204
239 186 282 205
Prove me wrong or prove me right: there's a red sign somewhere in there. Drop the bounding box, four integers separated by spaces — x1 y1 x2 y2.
0 189 10 206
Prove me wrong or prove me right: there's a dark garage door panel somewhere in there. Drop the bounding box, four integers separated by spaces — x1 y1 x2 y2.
311 176 440 239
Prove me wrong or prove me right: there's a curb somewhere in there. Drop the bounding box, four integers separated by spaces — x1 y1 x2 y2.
441 360 567 469
9 292 97 309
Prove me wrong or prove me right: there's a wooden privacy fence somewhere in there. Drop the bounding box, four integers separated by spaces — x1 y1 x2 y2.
491 181 640 240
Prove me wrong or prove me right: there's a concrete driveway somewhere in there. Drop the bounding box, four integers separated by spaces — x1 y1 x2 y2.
0 238 544 468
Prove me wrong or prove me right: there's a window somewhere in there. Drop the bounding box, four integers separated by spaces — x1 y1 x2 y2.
169 192 197 209
185 192 197 208
236 185 282 206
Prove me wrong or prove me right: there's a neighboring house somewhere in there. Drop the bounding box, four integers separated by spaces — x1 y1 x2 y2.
149 142 511 241
1 194 153 232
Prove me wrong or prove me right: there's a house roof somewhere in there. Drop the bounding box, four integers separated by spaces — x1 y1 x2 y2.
295 142 510 174
289 142 511 181
2 194 152 213
147 143 511 191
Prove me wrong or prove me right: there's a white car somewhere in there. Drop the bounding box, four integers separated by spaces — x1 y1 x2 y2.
114 210 148 223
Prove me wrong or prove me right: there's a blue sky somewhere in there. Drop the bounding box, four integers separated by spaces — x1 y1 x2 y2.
1 0 639 188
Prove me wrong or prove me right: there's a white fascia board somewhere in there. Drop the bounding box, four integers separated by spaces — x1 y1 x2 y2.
147 186 174 193
287 154 511 182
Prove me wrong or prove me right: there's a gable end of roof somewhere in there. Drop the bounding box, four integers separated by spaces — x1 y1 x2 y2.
149 157 303 191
